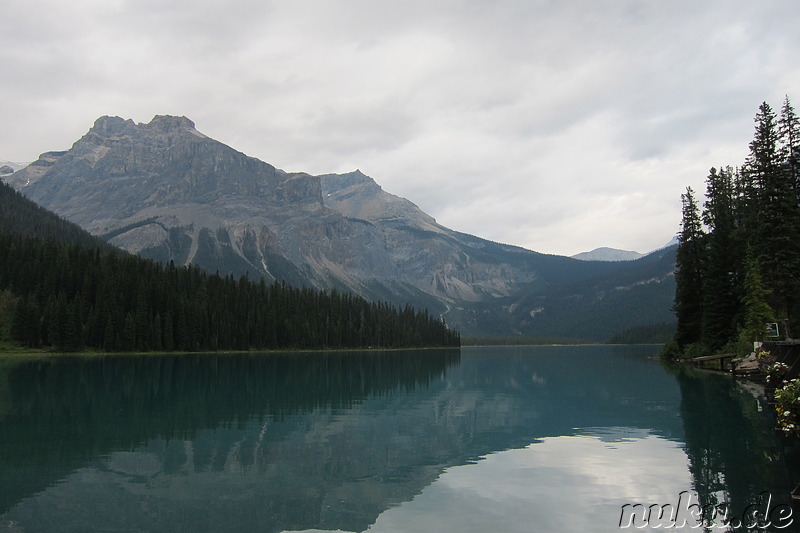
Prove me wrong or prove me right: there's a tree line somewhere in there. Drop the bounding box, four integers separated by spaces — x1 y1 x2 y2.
0 183 460 352
668 97 800 357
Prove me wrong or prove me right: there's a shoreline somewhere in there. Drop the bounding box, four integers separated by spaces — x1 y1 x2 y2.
0 345 463 359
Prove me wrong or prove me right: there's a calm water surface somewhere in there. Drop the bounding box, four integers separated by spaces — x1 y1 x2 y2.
0 345 797 532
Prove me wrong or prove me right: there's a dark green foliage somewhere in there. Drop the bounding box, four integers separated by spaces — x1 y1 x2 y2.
701 167 740 351
746 101 800 318
0 181 460 352
0 231 459 351
673 186 705 348
461 335 589 346
739 249 775 343
450 245 677 343
607 322 676 344
779 95 800 193
0 290 17 342
0 180 111 250
669 98 800 356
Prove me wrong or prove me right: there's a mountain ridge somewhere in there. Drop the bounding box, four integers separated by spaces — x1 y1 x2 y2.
2 115 676 340
571 247 645 262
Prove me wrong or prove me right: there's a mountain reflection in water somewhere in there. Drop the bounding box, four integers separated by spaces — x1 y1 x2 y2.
0 345 795 532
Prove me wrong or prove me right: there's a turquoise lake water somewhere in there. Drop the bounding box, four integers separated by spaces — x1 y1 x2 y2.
0 345 797 532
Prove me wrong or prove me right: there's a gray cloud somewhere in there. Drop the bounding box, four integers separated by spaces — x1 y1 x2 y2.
2 0 799 255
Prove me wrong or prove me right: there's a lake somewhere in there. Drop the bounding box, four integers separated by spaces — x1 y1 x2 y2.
0 345 797 532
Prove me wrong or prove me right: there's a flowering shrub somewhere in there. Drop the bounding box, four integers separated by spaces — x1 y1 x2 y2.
774 379 800 437
757 350 775 370
766 361 790 387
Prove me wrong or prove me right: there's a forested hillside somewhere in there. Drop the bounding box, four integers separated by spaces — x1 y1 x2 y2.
0 180 110 250
668 97 800 357
451 243 676 343
0 181 460 352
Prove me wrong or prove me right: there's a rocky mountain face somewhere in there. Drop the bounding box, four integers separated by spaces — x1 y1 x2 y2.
3 115 676 340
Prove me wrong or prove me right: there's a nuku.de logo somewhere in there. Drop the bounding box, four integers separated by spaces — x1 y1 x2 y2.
618 491 793 529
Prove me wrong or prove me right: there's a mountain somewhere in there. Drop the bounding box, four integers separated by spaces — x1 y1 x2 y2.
2 115 676 340
571 247 644 262
0 161 28 176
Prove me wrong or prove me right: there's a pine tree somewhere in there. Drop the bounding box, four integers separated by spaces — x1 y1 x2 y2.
746 102 781 195
777 97 800 330
61 297 84 352
701 167 740 350
103 315 116 351
11 295 39 348
779 96 800 191
738 102 777 251
163 311 174 351
744 102 797 314
740 248 775 344
674 187 706 348
0 289 18 341
121 313 136 352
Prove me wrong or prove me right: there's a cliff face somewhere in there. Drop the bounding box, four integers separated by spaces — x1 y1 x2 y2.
4 115 675 338
8 116 342 286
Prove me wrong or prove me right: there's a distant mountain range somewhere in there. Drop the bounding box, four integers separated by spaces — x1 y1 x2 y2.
0 160 28 176
571 247 645 262
1 115 677 341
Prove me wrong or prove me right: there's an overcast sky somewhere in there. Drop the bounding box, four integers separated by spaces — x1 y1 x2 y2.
2 0 799 256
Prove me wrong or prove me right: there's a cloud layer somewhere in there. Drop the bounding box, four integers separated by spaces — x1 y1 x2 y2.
2 0 799 255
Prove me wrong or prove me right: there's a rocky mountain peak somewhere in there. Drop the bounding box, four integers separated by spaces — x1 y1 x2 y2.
149 114 195 129
319 170 440 231
145 115 204 136
90 116 137 137
320 169 376 195
88 115 204 143
3 114 324 231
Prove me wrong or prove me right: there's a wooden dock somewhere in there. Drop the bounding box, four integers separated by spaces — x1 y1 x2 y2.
690 353 735 371
685 341 800 377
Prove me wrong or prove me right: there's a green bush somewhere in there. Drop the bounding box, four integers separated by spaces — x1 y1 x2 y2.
682 342 707 360
659 339 681 360
774 379 800 437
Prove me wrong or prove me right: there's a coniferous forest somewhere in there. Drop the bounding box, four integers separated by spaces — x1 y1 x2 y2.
0 182 460 352
667 97 800 357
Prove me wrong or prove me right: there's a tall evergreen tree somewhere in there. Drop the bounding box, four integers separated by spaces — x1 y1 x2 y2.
777 97 800 329
747 101 800 316
779 96 800 192
701 167 740 350
739 248 775 344
744 101 798 316
674 187 706 348
738 102 777 249
0 290 17 341
746 102 781 194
